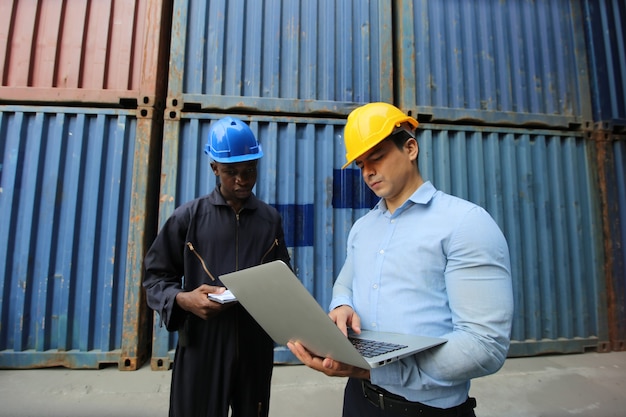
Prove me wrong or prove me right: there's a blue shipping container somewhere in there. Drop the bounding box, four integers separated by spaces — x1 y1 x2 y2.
0 106 151 369
149 112 607 367
396 0 593 128
166 0 393 114
582 0 626 129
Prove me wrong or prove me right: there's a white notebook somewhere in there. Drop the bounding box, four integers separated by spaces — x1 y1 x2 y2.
207 289 237 304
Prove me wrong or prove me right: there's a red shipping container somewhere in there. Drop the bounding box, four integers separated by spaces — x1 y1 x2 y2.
0 0 171 108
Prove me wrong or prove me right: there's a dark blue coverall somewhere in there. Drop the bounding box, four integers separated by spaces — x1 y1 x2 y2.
143 186 291 417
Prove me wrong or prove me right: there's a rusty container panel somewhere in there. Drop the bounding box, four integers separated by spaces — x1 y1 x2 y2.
582 0 626 351
609 136 626 350
0 105 159 369
165 0 393 116
593 131 626 352
0 0 172 108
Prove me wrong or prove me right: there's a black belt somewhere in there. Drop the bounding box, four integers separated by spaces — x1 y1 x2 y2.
361 381 477 417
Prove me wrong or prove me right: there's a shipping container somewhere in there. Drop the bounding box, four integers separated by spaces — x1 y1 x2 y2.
0 0 172 109
165 0 393 116
149 112 608 368
0 105 159 369
3 0 622 371
395 0 593 128
582 0 626 130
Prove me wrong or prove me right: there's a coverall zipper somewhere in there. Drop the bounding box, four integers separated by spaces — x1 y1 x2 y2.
260 238 279 264
235 212 240 270
185 242 216 281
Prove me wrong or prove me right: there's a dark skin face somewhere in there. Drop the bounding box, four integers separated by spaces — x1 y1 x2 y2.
211 160 258 213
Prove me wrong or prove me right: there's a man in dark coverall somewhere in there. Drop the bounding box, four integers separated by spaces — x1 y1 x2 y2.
143 116 291 417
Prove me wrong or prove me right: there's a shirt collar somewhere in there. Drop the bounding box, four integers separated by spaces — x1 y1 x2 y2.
374 181 437 214
409 181 437 204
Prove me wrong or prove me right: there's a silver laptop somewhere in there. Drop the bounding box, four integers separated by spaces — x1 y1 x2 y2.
220 260 446 369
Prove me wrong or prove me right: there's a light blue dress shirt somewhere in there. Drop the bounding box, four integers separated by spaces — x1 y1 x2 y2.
330 181 514 408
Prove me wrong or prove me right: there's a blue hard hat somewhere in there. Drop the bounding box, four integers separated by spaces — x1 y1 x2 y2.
205 117 264 163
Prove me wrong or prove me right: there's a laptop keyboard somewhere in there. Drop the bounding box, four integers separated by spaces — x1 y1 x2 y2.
349 337 408 358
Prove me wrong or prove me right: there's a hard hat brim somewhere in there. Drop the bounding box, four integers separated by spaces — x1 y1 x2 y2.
210 149 264 164
341 120 418 169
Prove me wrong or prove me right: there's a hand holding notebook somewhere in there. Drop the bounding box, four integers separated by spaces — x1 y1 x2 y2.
207 289 237 304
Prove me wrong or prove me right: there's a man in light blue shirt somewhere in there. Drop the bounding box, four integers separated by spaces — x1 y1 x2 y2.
288 102 514 416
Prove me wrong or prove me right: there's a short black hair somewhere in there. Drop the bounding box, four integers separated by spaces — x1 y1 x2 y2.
386 129 415 150
385 128 420 171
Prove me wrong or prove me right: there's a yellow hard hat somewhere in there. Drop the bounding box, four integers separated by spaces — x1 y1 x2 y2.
342 102 418 169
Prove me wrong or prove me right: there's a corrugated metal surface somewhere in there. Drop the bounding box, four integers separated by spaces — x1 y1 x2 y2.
396 0 593 128
150 114 607 368
593 131 626 351
0 0 172 107
582 0 626 130
582 0 626 350
415 124 607 356
119 110 162 370
1 0 619 371
166 0 393 115
0 105 154 369
610 136 626 350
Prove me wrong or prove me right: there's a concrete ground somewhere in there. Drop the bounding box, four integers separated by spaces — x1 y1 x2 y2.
1 351 625 417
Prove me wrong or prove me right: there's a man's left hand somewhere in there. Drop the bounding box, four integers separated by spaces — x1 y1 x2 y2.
287 341 370 380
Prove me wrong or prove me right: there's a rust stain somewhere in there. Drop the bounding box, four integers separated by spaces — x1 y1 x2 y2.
160 194 174 203
593 129 619 350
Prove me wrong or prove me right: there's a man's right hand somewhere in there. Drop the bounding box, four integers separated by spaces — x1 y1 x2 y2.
175 285 234 320
329 305 362 337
